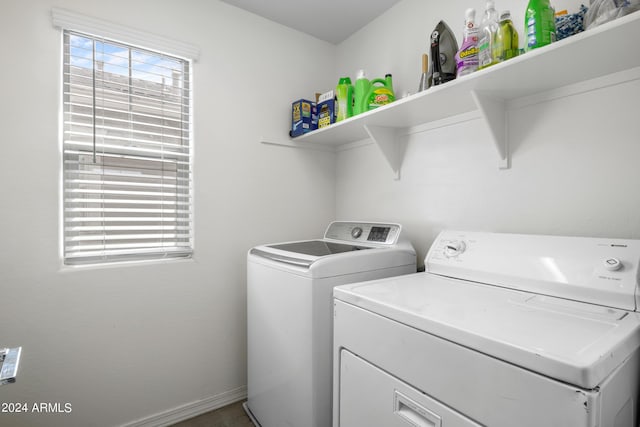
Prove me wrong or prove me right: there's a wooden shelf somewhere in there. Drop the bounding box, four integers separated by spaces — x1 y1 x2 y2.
265 12 640 178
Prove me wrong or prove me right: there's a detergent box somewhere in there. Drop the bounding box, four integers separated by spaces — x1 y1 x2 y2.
317 90 336 129
290 99 317 137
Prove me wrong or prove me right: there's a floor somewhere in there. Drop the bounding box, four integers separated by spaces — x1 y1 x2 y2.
170 401 254 427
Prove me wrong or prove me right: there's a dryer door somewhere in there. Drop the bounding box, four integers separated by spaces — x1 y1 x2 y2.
338 349 481 427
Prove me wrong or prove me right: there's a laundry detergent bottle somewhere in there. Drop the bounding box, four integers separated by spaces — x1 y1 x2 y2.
455 8 479 76
335 77 354 122
353 69 370 116
366 74 395 110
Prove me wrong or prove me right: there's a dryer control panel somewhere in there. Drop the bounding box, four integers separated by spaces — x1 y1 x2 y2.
426 230 640 312
325 222 401 245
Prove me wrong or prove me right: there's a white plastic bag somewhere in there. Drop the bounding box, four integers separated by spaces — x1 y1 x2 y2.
584 0 640 29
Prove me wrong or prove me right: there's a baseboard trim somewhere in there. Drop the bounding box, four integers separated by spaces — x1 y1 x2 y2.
122 386 247 427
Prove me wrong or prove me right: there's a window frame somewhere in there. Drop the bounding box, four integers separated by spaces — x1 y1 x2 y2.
54 11 198 266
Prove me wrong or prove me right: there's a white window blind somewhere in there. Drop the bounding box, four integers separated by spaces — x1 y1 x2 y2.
62 30 193 265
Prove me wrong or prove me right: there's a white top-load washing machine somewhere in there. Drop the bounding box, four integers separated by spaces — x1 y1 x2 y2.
333 230 640 427
245 221 416 427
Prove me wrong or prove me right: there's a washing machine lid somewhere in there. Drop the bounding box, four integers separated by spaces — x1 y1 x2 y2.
334 274 640 389
249 240 375 270
249 241 414 278
267 240 372 257
248 222 416 278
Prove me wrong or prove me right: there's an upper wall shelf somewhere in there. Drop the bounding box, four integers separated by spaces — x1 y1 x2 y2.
269 12 640 178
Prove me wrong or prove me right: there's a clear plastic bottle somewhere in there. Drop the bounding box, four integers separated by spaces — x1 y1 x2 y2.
478 0 500 70
455 8 479 77
494 11 519 63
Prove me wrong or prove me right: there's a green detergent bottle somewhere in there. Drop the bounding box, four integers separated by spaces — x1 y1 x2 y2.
366 74 395 110
353 69 370 116
335 77 354 122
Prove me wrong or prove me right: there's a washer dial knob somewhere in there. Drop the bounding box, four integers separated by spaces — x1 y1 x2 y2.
603 258 622 271
351 227 363 239
444 240 466 257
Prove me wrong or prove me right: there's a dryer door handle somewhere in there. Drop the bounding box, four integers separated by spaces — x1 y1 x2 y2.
394 390 442 427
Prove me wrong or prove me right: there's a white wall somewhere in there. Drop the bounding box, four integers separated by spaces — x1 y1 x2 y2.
334 0 640 264
0 1 336 426
2 0 638 425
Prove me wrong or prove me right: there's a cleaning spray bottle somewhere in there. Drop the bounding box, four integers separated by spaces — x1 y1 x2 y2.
525 0 556 50
353 69 370 116
478 0 499 70
366 74 395 110
455 8 479 77
335 77 353 122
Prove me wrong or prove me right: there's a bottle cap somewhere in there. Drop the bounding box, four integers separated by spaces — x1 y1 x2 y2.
356 69 366 79
339 77 352 84
465 8 476 20
500 10 511 20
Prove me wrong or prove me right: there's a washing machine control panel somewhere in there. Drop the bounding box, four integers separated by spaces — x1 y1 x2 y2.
325 222 401 245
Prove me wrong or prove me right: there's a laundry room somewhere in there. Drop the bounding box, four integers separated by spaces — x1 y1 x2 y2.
0 0 639 426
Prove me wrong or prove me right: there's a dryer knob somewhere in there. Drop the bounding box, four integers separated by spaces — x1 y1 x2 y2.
444 241 466 257
603 258 622 271
351 227 363 239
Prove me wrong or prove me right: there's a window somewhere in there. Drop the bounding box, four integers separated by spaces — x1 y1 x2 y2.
62 30 193 265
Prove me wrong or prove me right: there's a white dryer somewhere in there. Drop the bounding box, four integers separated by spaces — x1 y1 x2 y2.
333 230 640 427
245 221 416 427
